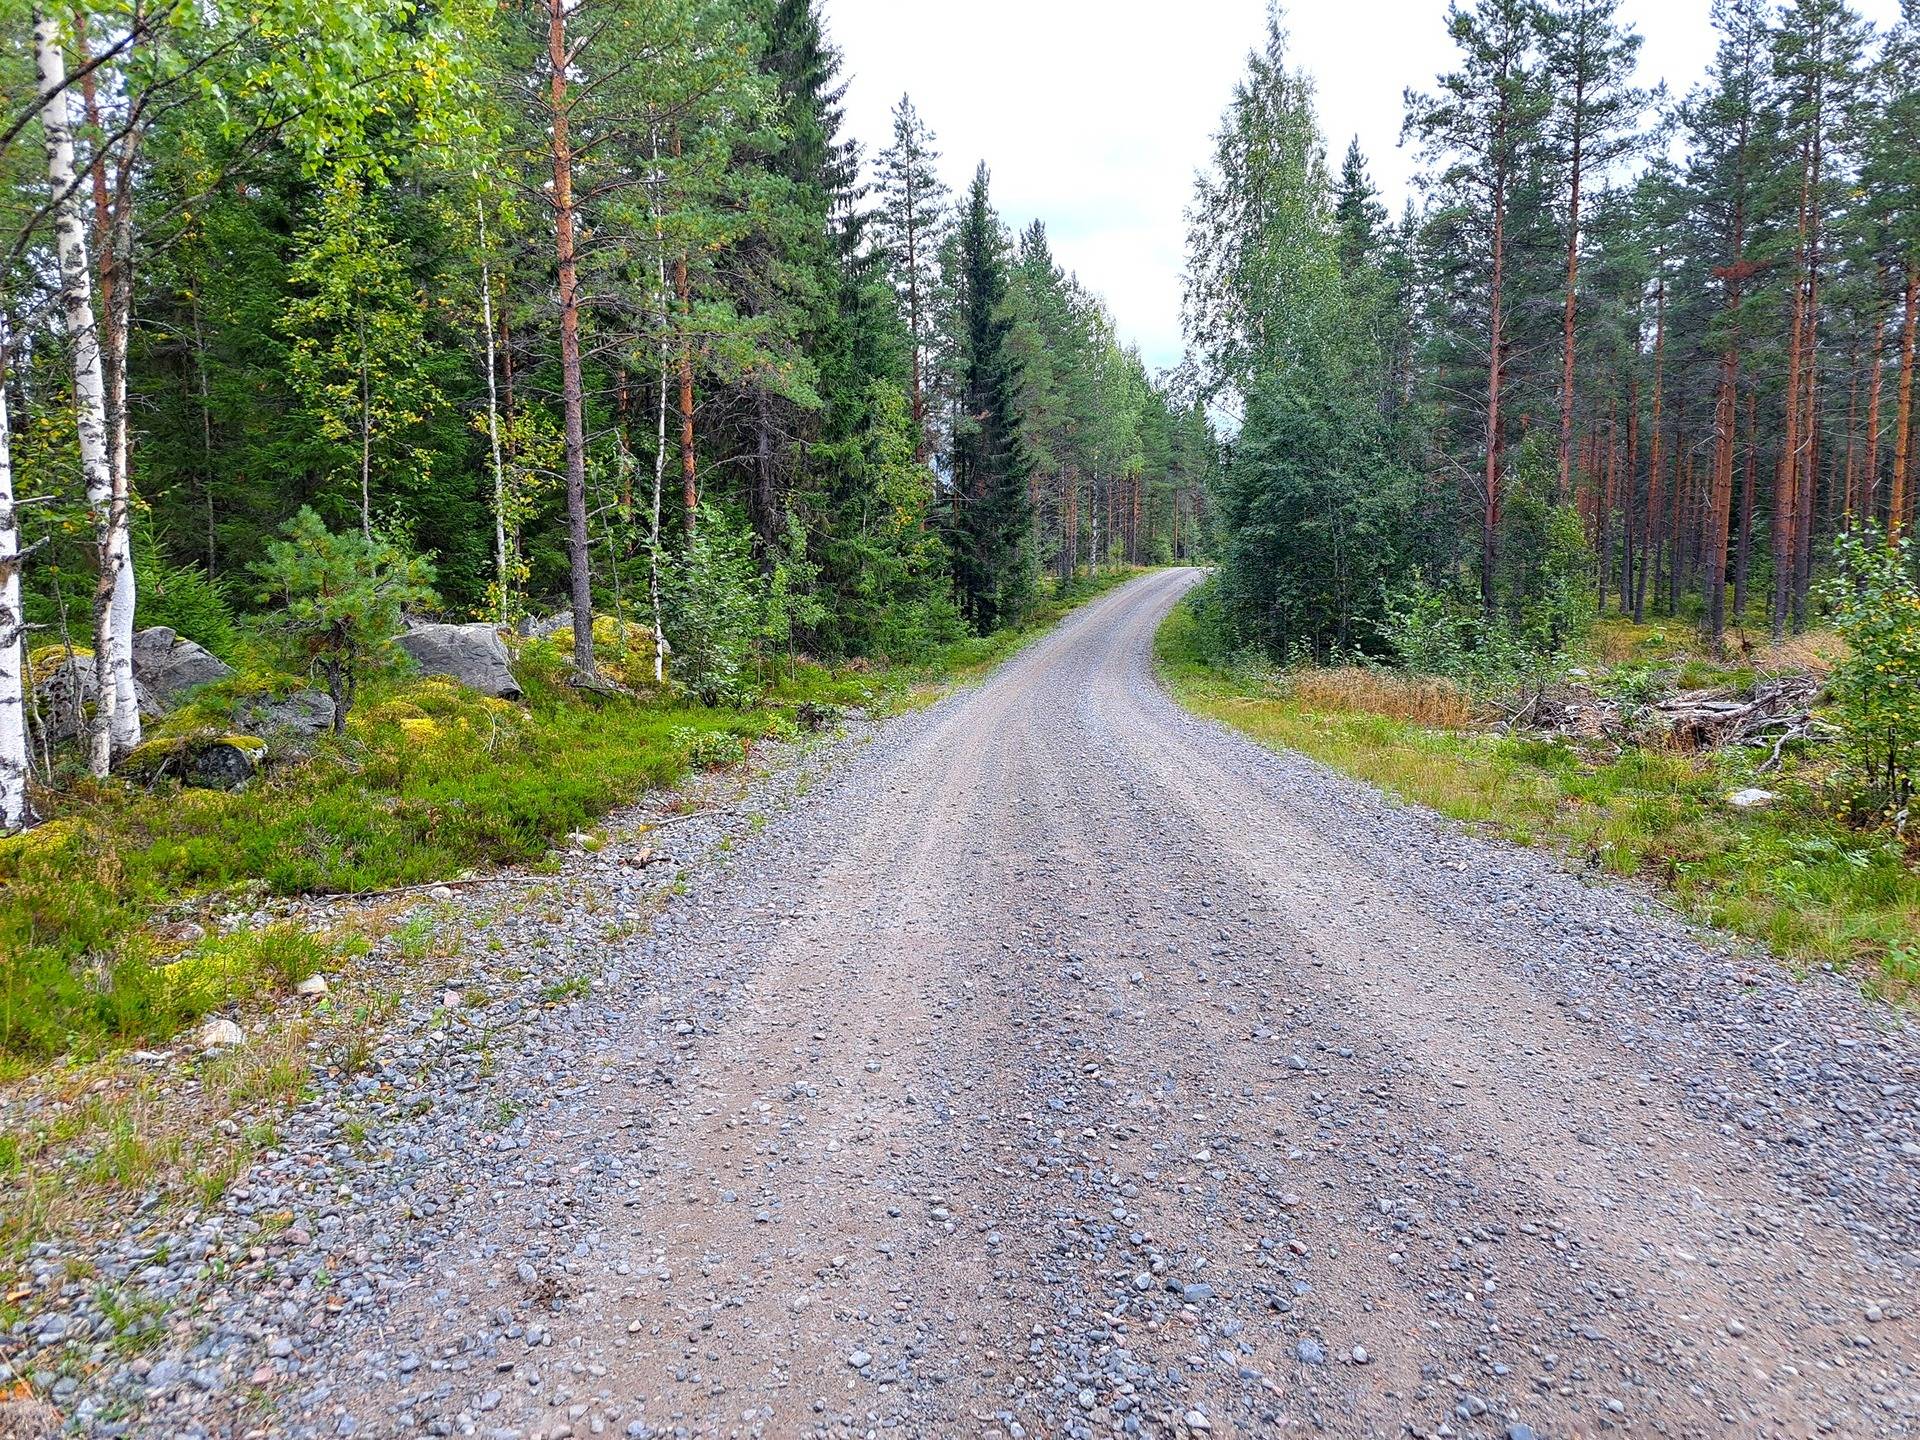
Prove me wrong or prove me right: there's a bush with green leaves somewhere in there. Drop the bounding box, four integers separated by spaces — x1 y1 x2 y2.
1818 528 1920 820
251 507 437 731
667 505 762 707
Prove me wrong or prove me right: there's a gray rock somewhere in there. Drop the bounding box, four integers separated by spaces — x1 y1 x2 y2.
131 626 234 707
1295 1339 1326 1366
236 689 336 737
29 650 157 742
395 623 522 699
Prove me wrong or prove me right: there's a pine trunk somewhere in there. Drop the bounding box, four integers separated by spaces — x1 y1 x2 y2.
1481 178 1507 617
1864 275 1886 523
1894 266 1919 541
1636 276 1666 623
1557 108 1583 502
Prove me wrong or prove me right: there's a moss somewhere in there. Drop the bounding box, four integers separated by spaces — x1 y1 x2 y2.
0 817 84 858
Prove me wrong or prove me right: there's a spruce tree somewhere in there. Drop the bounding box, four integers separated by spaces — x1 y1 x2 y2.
947 164 1033 629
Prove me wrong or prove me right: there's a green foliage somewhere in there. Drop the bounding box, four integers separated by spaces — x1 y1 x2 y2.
1819 528 1920 817
667 506 763 707
250 508 437 729
133 551 240 661
946 164 1035 630
1494 437 1595 656
281 175 445 535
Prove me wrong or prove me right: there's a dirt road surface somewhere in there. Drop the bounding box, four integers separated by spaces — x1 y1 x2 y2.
88 568 1920 1439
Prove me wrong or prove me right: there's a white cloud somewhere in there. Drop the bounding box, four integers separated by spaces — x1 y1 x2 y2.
825 0 1905 376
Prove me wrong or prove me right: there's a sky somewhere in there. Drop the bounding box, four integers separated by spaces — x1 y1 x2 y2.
823 0 1905 377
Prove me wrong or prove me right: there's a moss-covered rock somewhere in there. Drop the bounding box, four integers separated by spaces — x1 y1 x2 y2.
124 733 266 790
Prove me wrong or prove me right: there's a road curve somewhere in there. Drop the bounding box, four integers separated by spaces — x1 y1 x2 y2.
285 568 1917 1439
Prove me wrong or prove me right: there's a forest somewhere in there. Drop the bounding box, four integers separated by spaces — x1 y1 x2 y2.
1190 0 1919 678
1173 0 1920 990
0 0 1212 837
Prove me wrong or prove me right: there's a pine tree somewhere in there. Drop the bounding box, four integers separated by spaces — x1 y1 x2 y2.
1332 136 1387 280
1684 0 1767 647
1406 0 1554 614
947 164 1032 629
1765 0 1870 637
1868 0 1920 538
875 95 950 463
1542 0 1645 502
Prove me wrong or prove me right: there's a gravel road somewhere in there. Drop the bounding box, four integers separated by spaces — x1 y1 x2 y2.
31 567 1920 1440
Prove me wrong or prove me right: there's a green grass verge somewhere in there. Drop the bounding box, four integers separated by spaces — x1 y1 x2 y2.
1155 599 1920 1000
0 569 1146 1062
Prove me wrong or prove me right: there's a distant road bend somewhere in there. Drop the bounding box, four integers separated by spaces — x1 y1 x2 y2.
264 568 1918 1438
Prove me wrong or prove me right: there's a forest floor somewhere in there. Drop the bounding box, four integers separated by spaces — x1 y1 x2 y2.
7 566 1920 1440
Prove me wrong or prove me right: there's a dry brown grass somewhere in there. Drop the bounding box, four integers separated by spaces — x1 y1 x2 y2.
1282 667 1478 727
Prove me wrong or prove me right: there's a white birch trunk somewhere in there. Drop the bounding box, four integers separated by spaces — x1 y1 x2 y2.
0 338 31 834
478 200 509 622
105 148 140 755
647 126 668 685
34 11 123 777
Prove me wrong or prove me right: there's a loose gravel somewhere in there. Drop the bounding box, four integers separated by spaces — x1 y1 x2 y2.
9 567 1919 1439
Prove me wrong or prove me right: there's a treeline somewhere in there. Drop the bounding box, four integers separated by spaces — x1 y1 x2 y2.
0 0 1212 832
1189 0 1920 667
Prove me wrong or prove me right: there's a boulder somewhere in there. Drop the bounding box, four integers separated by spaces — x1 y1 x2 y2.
131 626 234 707
125 733 265 790
395 622 522 699
236 689 336 737
27 647 158 742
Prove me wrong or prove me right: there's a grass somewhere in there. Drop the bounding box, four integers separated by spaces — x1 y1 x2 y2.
1156 600 1920 1000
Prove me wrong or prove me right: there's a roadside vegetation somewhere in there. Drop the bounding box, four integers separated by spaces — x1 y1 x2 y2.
1160 586 1920 1000
1 566 1140 1067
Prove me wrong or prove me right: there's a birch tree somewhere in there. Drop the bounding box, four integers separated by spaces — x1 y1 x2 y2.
34 8 133 776
0 327 29 833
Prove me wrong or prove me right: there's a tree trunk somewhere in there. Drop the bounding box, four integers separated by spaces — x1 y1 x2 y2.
478 200 509 621
1596 416 1617 613
1894 266 1919 541
671 128 698 540
1864 274 1886 524
0 331 28 833
547 0 595 678
1706 343 1739 652
74 14 138 756
1636 274 1665 624
35 12 123 778
1557 99 1583 502
1735 389 1756 620
1482 178 1507 618
1622 375 1638 613
1773 153 1812 642
1793 254 1821 632
647 125 669 685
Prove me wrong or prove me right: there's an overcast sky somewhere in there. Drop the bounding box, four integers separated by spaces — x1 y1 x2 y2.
823 0 1903 376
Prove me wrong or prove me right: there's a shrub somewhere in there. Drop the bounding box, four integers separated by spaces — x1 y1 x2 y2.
134 552 241 660
1819 528 1920 820
251 508 437 730
667 505 761 706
